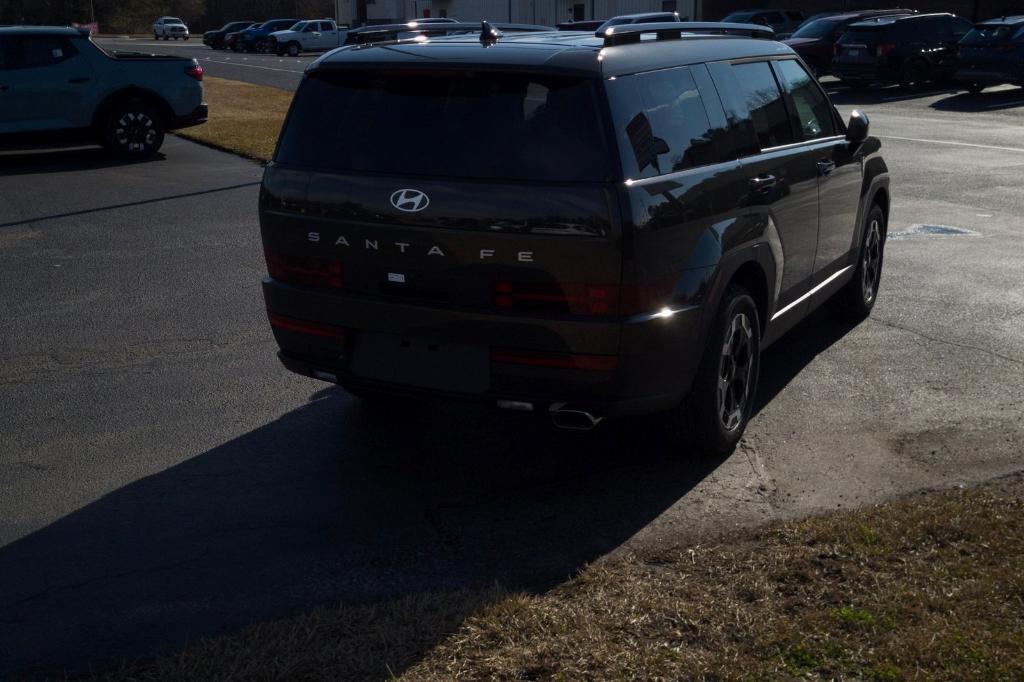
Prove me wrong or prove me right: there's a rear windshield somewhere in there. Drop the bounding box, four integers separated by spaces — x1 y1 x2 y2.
961 25 1017 43
276 69 614 182
790 17 843 39
838 25 886 43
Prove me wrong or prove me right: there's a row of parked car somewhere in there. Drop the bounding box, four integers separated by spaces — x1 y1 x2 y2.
197 10 1024 90
780 10 1024 91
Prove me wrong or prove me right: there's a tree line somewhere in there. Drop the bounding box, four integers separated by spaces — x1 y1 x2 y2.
0 0 337 33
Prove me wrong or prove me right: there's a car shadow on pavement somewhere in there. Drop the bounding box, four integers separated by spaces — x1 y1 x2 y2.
0 146 166 177
930 87 1024 112
0 386 720 678
753 306 860 417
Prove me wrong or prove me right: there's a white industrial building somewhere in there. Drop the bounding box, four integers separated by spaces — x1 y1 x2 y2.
336 0 701 28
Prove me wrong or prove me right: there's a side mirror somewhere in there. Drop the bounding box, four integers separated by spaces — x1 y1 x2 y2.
846 109 869 144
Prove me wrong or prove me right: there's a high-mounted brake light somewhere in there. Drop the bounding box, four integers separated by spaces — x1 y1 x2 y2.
185 63 203 81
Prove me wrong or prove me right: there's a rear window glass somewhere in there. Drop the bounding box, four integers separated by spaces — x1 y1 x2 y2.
791 17 843 39
838 26 885 43
961 25 1014 43
606 66 718 178
276 70 613 182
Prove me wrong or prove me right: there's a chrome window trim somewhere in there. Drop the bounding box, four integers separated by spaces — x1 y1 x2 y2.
759 134 846 154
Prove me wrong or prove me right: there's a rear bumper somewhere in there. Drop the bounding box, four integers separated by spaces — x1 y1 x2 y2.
262 279 706 417
169 103 208 130
832 62 897 83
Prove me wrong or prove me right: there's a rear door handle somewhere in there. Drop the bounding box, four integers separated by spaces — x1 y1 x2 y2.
68 77 91 84
817 159 836 176
749 174 777 191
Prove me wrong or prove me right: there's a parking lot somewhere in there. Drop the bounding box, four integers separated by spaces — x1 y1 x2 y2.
96 37 308 89
1 70 1023 676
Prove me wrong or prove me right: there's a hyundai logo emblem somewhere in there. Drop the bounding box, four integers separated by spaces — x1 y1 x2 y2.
390 189 430 213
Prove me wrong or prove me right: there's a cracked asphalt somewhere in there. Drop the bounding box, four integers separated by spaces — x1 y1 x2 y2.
1 84 1023 677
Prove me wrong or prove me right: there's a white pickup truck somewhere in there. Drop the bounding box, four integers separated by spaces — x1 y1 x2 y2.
268 19 349 56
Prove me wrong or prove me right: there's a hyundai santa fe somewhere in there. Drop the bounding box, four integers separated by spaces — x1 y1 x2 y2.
259 21 890 454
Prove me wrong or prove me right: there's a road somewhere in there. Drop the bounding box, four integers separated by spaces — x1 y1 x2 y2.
96 37 309 90
1 83 1022 676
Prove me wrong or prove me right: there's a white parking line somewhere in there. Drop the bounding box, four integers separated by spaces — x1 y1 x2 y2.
878 135 1024 153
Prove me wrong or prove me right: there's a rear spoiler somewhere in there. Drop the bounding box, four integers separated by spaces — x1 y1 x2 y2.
598 21 774 46
344 21 552 45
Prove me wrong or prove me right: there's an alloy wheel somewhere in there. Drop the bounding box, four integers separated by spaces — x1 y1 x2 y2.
114 112 157 154
862 218 882 304
717 312 754 431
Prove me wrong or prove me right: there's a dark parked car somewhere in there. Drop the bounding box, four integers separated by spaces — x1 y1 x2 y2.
722 9 805 34
833 13 973 86
260 22 889 453
237 18 299 52
955 15 1024 92
595 12 684 33
203 20 255 49
784 9 915 76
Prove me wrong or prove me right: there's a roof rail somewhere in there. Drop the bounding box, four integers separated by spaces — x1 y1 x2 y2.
345 21 551 45
598 21 774 46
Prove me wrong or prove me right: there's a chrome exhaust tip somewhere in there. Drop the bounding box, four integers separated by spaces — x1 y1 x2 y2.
550 404 604 431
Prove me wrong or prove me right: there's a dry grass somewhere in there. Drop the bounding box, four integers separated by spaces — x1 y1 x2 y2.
173 76 293 162
88 476 1024 681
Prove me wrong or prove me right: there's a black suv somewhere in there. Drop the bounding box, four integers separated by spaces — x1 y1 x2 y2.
260 22 890 454
833 13 973 86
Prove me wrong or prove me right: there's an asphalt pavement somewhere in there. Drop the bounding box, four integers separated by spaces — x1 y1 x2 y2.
1 84 1023 677
96 37 309 90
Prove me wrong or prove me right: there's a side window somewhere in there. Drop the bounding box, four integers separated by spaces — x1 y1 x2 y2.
607 66 719 178
764 12 784 24
774 59 835 140
730 61 794 150
8 37 79 70
321 22 335 31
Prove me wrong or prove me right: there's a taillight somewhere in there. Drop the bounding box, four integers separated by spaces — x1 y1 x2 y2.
494 281 618 316
490 349 617 371
996 43 1015 53
492 279 675 317
265 250 343 290
876 43 896 57
185 63 203 81
268 313 345 340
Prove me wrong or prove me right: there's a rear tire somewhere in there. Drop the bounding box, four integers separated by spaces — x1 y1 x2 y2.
828 203 886 320
287 42 300 57
665 285 761 457
101 101 165 159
